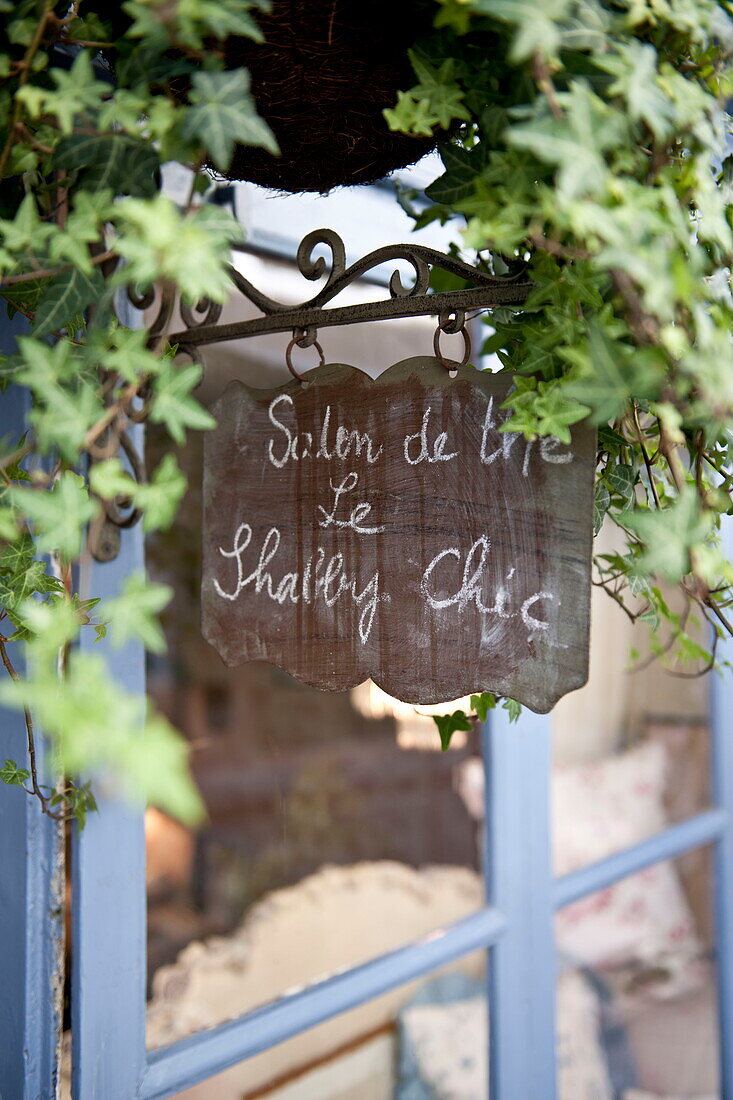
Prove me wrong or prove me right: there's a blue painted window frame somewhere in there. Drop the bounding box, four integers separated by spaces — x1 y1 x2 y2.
67 502 733 1100
3 320 733 1100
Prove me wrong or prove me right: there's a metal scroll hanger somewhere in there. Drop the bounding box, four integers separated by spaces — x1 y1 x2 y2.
138 228 532 355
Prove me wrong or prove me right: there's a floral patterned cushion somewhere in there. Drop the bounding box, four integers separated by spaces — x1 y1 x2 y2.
397 970 614 1100
554 740 700 971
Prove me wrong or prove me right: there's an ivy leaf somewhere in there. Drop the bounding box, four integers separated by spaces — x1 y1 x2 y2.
84 324 167 385
593 481 611 534
0 193 56 262
34 268 104 338
509 83 625 199
597 425 628 457
408 51 471 130
0 759 30 787
502 698 522 723
433 710 473 751
384 91 436 136
53 134 160 198
102 571 171 653
0 553 64 613
385 52 471 135
470 692 497 722
17 50 108 133
29 382 102 462
90 454 186 533
11 473 98 562
0 276 47 319
470 0 567 61
563 326 665 424
183 69 278 172
134 454 187 532
502 377 588 442
605 463 636 510
149 358 216 444
625 491 714 581
0 508 19 539
13 597 84 658
114 196 244 304
52 780 98 830
426 141 491 205
2 648 204 825
88 458 137 501
598 42 677 141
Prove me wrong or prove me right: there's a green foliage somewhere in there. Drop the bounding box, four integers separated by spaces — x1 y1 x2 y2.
0 605 203 822
432 692 522 746
434 709 473 750
184 70 278 172
470 691 497 721
101 572 172 654
113 198 244 304
0 759 30 787
384 51 471 135
388 0 733 674
0 0 273 823
148 357 216 443
11 473 98 563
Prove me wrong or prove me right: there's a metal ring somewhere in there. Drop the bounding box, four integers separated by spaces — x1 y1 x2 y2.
285 336 325 382
294 325 318 349
437 309 466 335
433 323 471 373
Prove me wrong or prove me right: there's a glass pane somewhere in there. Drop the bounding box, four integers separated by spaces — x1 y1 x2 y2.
552 523 712 871
145 320 485 1041
556 847 719 1100
165 959 487 1099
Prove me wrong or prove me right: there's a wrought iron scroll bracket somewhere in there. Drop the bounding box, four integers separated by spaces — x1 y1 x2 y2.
154 228 533 350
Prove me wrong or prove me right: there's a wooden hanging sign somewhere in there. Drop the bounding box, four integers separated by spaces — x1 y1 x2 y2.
202 357 595 713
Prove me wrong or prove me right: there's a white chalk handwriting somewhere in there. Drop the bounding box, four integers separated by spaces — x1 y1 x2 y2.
317 472 384 535
212 388 576 650
213 522 388 645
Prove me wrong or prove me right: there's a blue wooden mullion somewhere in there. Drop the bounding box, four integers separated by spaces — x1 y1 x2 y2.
555 807 726 908
70 438 148 1099
0 609 64 1100
711 515 733 1100
0 325 65 1100
484 705 557 1100
140 905 506 1099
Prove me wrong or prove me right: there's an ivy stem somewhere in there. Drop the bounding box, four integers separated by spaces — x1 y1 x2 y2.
0 636 63 821
611 270 659 343
658 418 687 494
0 249 116 288
0 0 55 181
532 51 563 120
632 404 661 508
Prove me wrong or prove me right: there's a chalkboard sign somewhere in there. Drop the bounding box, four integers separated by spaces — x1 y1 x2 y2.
202 357 595 713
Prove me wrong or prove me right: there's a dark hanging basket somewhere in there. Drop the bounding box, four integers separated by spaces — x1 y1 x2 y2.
218 0 441 193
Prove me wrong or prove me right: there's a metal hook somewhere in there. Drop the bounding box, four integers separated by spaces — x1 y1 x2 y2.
433 315 471 374
285 331 325 383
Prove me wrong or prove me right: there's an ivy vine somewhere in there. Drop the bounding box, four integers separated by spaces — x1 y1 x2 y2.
0 0 276 822
384 0 733 742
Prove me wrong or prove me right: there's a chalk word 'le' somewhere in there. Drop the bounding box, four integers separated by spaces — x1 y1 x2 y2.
317 472 384 535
